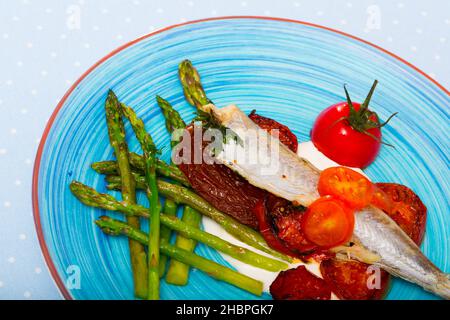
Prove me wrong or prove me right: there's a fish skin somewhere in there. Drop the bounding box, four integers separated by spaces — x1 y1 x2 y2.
202 103 450 299
354 206 450 299
203 103 320 207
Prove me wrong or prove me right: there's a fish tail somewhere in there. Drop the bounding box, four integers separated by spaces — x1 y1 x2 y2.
433 273 450 300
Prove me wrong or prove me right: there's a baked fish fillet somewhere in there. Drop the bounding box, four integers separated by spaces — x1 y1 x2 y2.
200 103 450 299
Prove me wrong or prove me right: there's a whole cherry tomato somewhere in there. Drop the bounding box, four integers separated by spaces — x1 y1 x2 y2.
311 81 396 168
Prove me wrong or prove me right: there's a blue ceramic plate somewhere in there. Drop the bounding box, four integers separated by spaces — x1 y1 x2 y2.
33 17 449 300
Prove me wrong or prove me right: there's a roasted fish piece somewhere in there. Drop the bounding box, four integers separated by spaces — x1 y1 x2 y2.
353 206 450 299
200 103 450 299
202 103 320 207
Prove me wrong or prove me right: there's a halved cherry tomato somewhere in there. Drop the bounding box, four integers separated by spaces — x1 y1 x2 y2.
320 259 391 300
266 194 318 256
301 196 355 248
373 183 427 245
253 199 296 257
249 110 299 152
371 186 395 213
318 166 374 210
320 183 427 300
270 265 332 300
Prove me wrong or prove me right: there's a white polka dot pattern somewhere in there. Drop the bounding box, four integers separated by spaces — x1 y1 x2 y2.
0 0 448 300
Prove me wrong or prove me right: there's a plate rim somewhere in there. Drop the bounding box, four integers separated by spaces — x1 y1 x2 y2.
31 15 450 300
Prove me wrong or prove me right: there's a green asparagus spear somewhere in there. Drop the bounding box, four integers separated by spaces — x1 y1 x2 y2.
91 154 190 187
90 160 123 175
128 152 185 182
156 95 202 285
104 90 147 298
95 216 263 296
70 182 287 271
155 95 185 270
71 180 293 263
120 104 160 300
178 60 212 109
161 212 286 271
156 95 187 133
107 172 148 190
155 95 186 279
158 200 177 277
165 206 202 285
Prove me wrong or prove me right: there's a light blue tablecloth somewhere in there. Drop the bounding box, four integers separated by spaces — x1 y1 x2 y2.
0 0 448 299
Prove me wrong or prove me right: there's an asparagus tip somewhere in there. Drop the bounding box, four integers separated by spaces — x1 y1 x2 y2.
95 216 121 236
69 180 81 191
155 95 172 111
107 88 116 96
97 215 111 222
179 59 193 68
